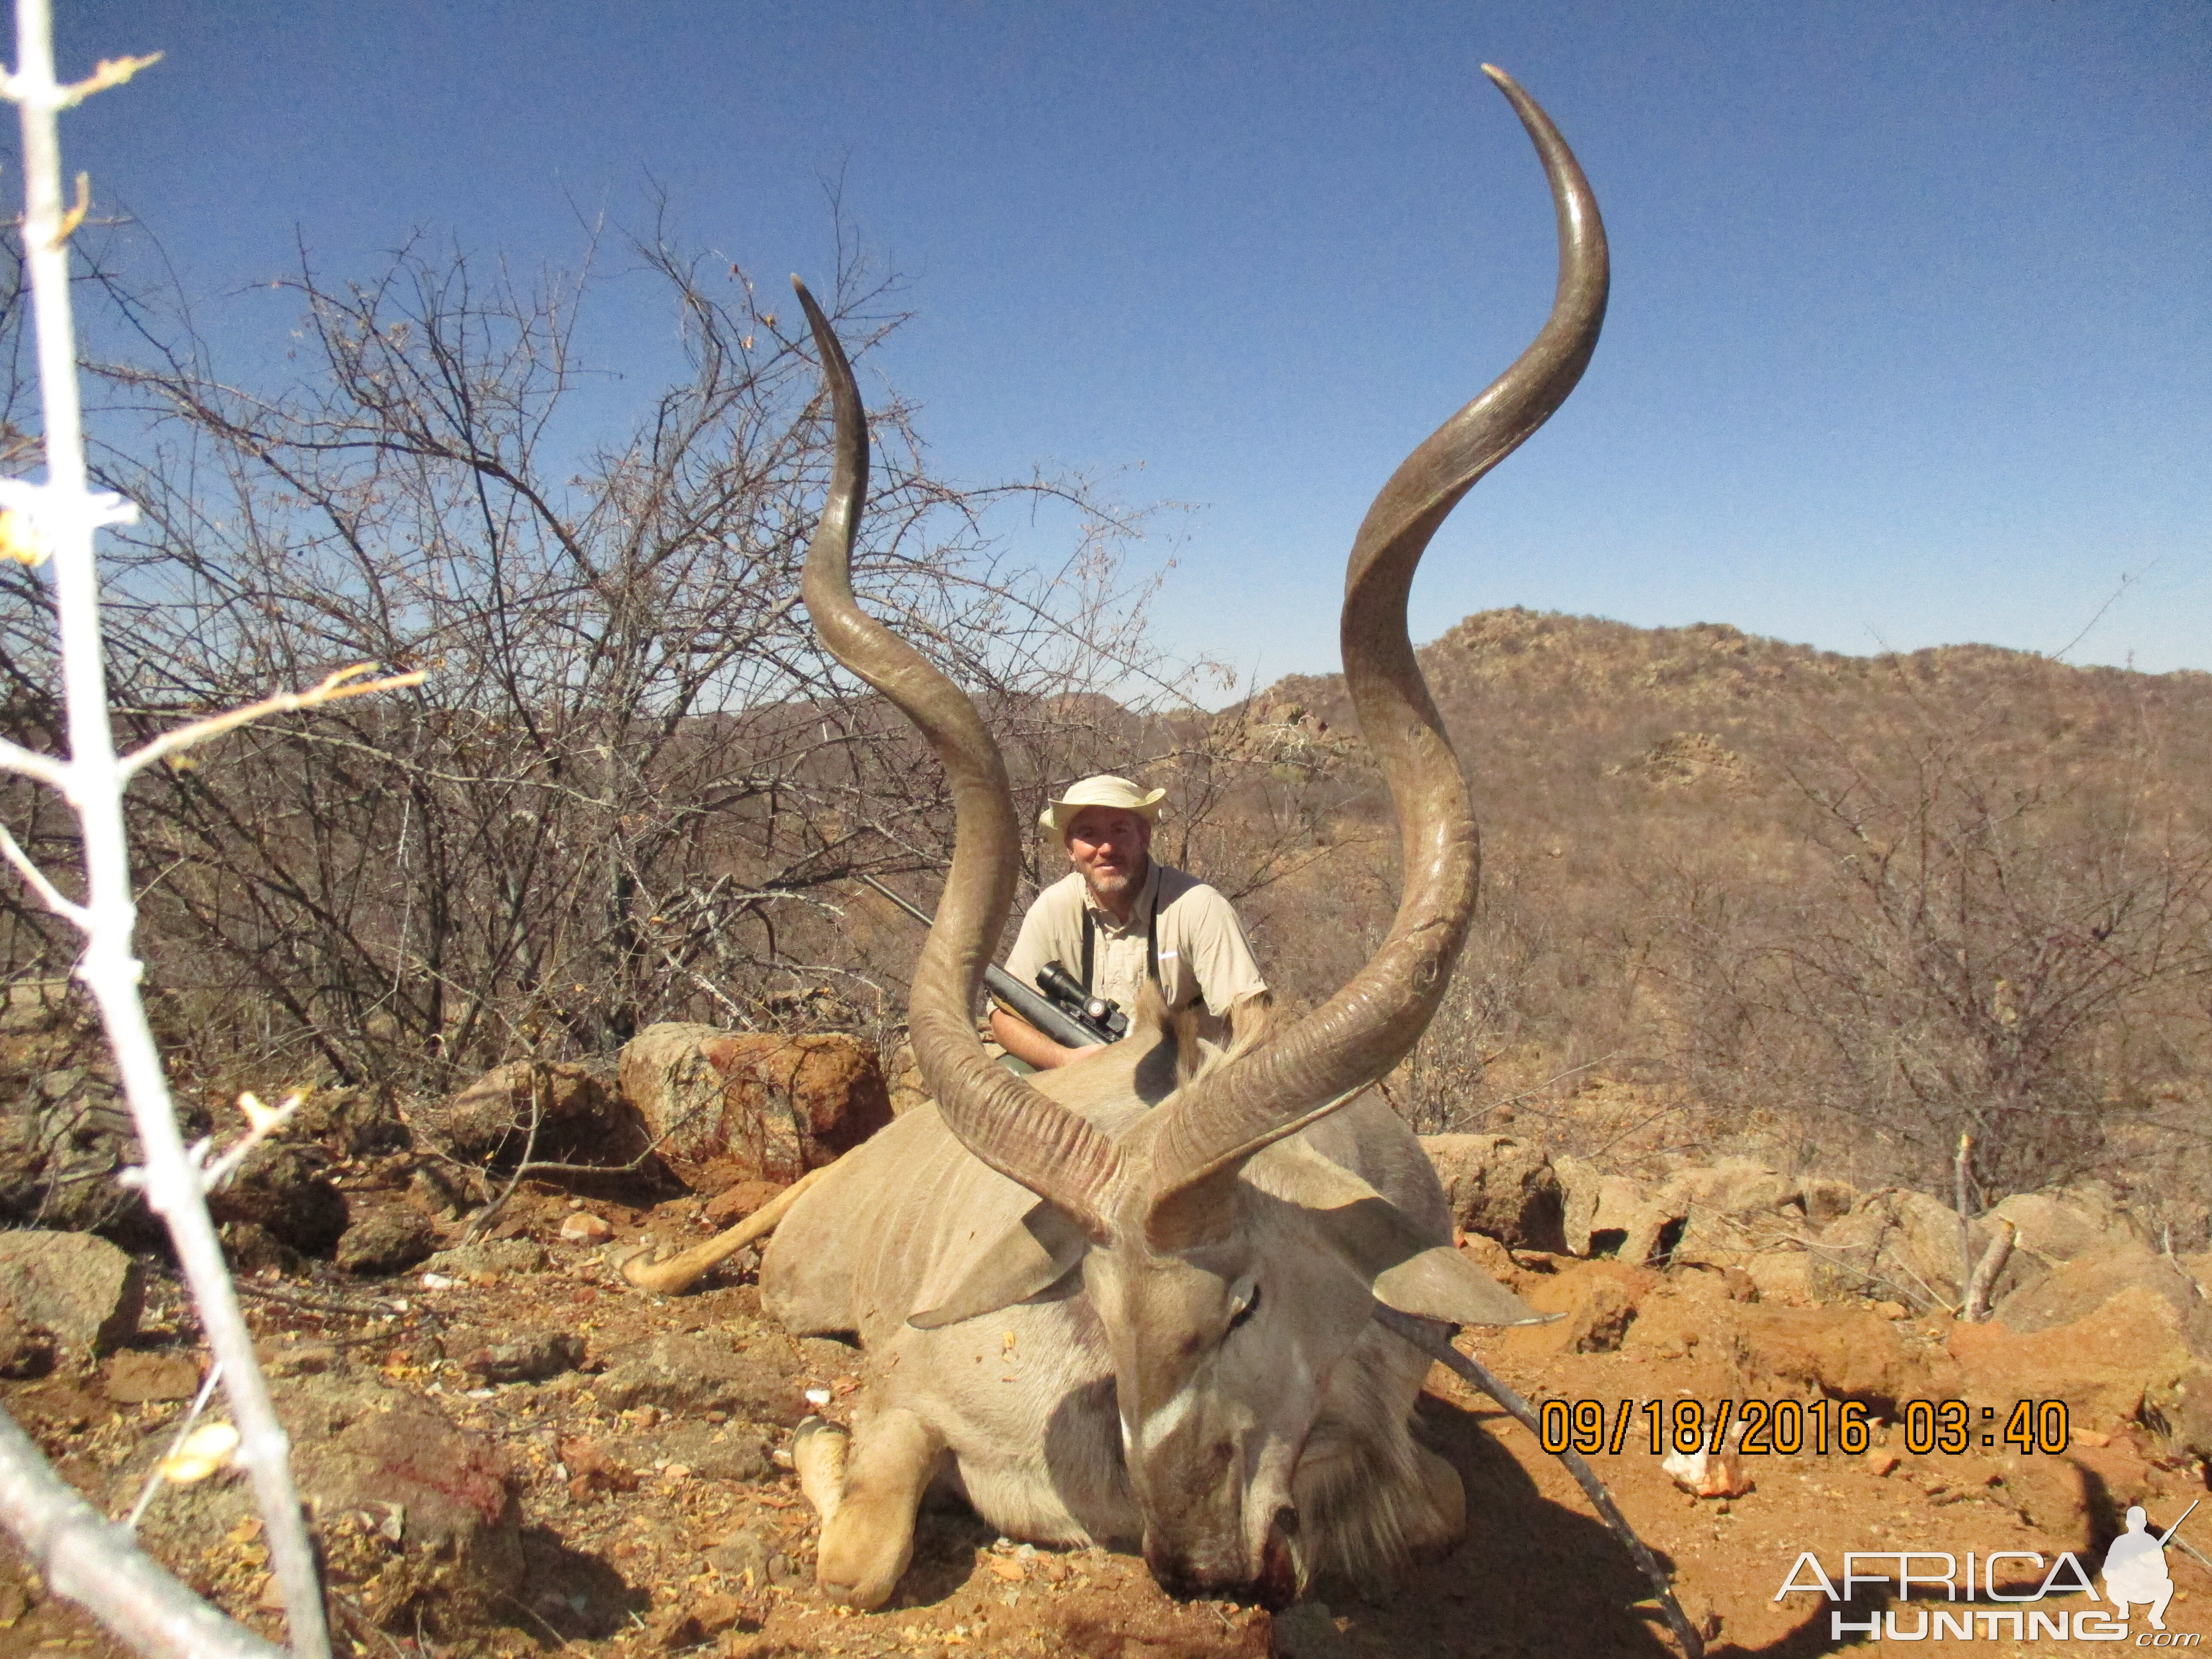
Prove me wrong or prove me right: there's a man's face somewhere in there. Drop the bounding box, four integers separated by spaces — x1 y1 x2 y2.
1065 806 1151 903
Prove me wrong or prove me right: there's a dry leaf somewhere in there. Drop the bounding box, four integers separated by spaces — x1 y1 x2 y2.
157 1421 239 1484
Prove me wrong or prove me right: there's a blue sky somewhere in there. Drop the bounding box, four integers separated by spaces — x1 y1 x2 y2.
42 0 2212 694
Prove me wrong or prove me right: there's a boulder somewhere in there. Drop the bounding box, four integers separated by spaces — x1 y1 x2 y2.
1732 1304 1936 1415
335 1204 441 1277
0 1228 143 1354
0 1068 163 1242
617 1026 892 1192
1988 1188 2148 1268
432 1059 633 1168
1989 1244 2211 1338
1742 1249 1816 1305
1499 1261 1658 1361
207 1142 349 1255
295 1392 524 1633
1808 1188 2027 1313
0 1304 54 1377
1419 1135 1566 1252
1664 1160 1814 1269
1950 1285 2212 1456
1554 1157 1648 1257
290 1085 412 1159
1793 1177 1860 1227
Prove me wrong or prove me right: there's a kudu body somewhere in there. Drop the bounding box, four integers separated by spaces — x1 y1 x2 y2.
760 65 1607 1610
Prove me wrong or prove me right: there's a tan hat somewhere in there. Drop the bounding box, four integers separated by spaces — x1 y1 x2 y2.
1038 775 1167 838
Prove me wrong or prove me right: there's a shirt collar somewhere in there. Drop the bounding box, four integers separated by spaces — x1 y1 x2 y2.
1081 857 1160 930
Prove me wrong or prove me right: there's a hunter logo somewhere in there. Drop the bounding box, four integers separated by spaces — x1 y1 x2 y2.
1775 1503 2201 1644
2105 1502 2199 1633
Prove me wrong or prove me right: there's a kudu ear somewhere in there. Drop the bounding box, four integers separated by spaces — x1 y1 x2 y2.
907 1200 1090 1329
1261 1141 1551 1328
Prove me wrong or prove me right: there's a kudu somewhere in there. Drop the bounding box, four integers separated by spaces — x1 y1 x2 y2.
760 64 1607 1610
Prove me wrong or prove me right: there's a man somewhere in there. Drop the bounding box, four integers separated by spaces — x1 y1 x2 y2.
991 775 1267 1070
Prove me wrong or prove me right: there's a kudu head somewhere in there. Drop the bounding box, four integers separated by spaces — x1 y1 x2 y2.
795 64 1606 1605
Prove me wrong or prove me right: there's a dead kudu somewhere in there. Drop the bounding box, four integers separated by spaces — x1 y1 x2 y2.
760 67 1607 1612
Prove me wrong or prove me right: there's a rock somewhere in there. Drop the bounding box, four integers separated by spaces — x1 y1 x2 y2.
1418 1135 1566 1252
0 1306 54 1377
1989 1244 2208 1335
1950 1284 2212 1455
559 1211 614 1243
0 1229 144 1354
336 1204 441 1276
1793 1177 1859 1227
432 1060 634 1168
618 1026 892 1192
559 1436 640 1499
421 1239 547 1279
1500 1261 1657 1361
460 1332 585 1384
1562 1278 1639 1353
605 1419 774 1484
207 1142 349 1255
1619 1197 1693 1268
1742 1250 1815 1305
1732 1304 1935 1415
595 1333 804 1422
704 1521 774 1583
702 1180 786 1228
1554 1158 1647 1258
0 1067 161 1241
290 1085 411 1159
1989 1188 2148 1268
104 1350 203 1403
296 1392 523 1634
1662 1443 1753 1498
219 1222 304 1276
1808 1188 2025 1312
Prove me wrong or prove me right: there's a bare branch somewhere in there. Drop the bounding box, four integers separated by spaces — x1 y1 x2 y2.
118 662 425 780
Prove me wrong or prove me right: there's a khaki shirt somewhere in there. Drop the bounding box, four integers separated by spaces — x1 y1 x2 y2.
1003 861 1267 1046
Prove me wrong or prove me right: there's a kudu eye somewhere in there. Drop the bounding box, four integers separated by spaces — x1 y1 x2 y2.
1227 1278 1261 1334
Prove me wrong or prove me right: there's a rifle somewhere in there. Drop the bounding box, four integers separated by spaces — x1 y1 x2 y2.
855 872 1124 1051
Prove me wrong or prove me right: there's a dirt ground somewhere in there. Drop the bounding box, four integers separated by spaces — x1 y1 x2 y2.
4 1172 2208 1659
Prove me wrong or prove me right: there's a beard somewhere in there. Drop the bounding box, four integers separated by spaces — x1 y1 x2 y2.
1085 866 1135 900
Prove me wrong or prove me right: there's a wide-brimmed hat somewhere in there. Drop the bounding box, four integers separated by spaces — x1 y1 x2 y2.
1038 775 1166 838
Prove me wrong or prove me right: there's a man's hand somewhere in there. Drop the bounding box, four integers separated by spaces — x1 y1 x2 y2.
990 1008 1103 1070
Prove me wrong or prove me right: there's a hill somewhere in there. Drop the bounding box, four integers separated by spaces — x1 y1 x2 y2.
1213 611 2212 1233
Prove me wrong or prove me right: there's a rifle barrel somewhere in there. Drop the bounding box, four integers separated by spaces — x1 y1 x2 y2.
2159 1498 2199 1546
852 872 1111 1050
